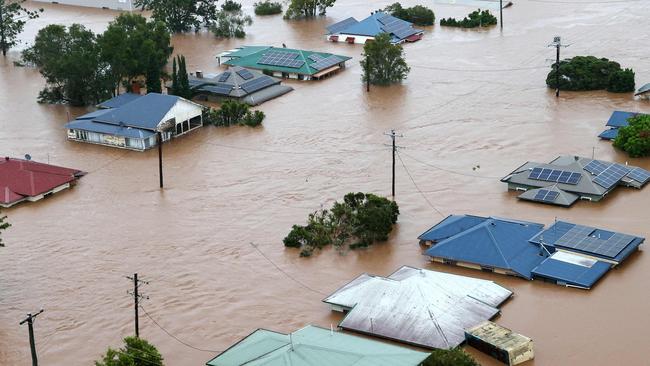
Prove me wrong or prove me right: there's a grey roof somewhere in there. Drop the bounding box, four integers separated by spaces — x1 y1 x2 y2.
97 93 143 109
326 17 359 34
94 93 180 130
242 84 294 106
323 266 512 349
517 184 579 207
65 119 155 139
635 83 650 95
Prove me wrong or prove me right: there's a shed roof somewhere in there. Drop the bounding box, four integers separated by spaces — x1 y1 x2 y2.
326 12 422 42
423 216 546 279
531 251 611 289
206 325 429 366
323 266 512 349
598 128 619 140
465 321 531 352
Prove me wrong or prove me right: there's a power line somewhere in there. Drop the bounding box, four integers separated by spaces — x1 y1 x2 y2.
396 152 446 218
201 140 387 156
411 64 548 73
400 152 502 179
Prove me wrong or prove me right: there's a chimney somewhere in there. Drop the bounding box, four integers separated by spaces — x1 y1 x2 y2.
196 70 203 78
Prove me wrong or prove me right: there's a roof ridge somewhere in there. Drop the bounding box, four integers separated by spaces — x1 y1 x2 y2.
484 220 512 270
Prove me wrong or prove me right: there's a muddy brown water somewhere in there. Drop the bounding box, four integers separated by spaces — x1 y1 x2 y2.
1 0 649 365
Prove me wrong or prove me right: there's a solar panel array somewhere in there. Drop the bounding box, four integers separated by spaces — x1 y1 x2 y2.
584 160 612 175
556 225 635 259
626 167 650 184
533 189 560 203
236 69 254 80
240 76 275 94
202 83 233 95
308 54 325 62
311 55 343 71
327 17 358 34
258 51 304 69
218 72 231 82
593 164 631 189
528 167 582 185
377 14 418 39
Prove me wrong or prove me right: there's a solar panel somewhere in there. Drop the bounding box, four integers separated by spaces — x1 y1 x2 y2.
533 189 559 202
626 167 650 184
308 54 325 62
311 55 343 71
327 17 358 34
240 76 275 94
593 164 630 189
218 72 231 82
528 168 581 185
201 83 233 95
556 225 635 258
258 51 304 69
584 160 611 175
236 69 254 80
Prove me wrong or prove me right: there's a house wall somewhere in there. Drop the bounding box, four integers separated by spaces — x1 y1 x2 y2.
160 99 203 137
67 129 148 151
32 0 134 10
26 183 72 203
327 34 374 45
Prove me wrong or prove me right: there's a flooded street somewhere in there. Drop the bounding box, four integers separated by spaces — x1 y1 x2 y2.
1 0 650 365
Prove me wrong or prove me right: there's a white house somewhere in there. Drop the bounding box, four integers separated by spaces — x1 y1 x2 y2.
32 0 134 11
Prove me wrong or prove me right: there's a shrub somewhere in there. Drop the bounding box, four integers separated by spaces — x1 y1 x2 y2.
613 114 650 157
440 9 496 28
546 56 635 92
385 3 435 26
254 1 282 15
211 10 252 38
420 348 479 366
203 101 265 127
221 0 242 11
608 68 635 92
95 337 163 366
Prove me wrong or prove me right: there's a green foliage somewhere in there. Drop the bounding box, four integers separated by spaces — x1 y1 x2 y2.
170 55 191 99
211 10 252 38
283 192 399 257
254 1 282 15
145 56 162 93
384 3 435 26
284 0 335 18
0 209 10 247
98 13 172 94
361 33 410 86
613 114 650 157
22 24 113 106
221 0 242 11
440 9 497 28
546 56 635 93
95 336 163 366
134 0 219 32
203 101 265 127
0 0 42 56
420 348 479 366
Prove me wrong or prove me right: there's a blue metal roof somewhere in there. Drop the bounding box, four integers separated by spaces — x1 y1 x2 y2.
531 255 611 289
94 93 180 130
418 215 489 242
74 108 113 120
65 119 155 139
97 93 143 109
423 216 546 279
326 17 359 34
327 12 422 42
598 128 619 140
606 111 637 127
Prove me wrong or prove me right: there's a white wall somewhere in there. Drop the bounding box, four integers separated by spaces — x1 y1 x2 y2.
32 0 134 10
327 34 374 45
159 99 203 130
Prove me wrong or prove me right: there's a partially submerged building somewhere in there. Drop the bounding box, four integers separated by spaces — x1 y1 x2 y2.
501 155 650 206
598 110 647 140
218 46 352 80
65 93 203 151
635 83 650 99
32 0 134 10
205 325 429 366
0 157 84 208
326 12 424 44
420 215 644 289
169 66 293 106
465 321 534 366
323 266 513 349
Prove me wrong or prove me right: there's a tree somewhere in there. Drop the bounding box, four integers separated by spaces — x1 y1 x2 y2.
361 33 410 86
545 56 635 93
175 54 192 99
211 10 252 38
98 13 172 94
145 55 162 93
440 9 497 28
22 24 113 106
221 0 241 11
0 209 10 247
283 192 399 257
613 114 650 157
203 101 265 127
284 0 335 19
254 1 282 15
608 68 635 92
95 337 163 366
0 0 42 56
134 0 219 32
384 3 435 26
420 349 479 366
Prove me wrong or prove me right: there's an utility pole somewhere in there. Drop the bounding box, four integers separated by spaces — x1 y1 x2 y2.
384 130 403 199
126 273 149 337
20 309 44 366
499 0 503 30
548 36 568 98
157 132 164 189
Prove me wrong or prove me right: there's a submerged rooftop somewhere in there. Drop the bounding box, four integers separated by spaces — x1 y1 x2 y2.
326 12 423 43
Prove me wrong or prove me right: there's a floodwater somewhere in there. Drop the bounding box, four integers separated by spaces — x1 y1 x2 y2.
1 0 649 365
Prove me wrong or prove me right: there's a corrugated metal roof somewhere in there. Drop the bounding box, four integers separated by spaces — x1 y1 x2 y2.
517 185 579 207
423 216 546 279
222 46 351 76
65 119 155 139
418 214 487 242
326 12 423 42
323 266 512 349
97 93 143 109
598 128 619 140
531 252 611 288
606 111 639 127
94 93 180 130
206 325 429 366
636 83 650 95
326 17 359 34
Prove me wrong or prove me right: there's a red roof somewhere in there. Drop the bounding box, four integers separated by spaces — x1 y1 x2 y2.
0 157 83 206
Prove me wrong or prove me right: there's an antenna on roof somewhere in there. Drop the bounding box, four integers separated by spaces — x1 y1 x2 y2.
24 154 31 161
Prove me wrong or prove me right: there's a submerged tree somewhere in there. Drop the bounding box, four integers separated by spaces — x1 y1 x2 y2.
95 337 163 366
420 348 479 366
0 0 42 56
0 209 10 247
211 9 252 38
545 56 635 93
384 3 435 26
361 33 410 86
203 101 265 127
134 0 219 32
440 9 496 28
284 0 335 19
254 1 282 15
613 114 650 157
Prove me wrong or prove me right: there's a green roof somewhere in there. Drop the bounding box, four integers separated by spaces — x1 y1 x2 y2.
206 325 429 366
222 46 352 76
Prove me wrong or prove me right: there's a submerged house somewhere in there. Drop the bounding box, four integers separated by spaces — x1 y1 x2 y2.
326 12 424 44
0 157 84 208
32 0 134 10
598 110 648 140
168 66 293 106
635 83 650 99
323 266 513 349
65 93 203 151
501 155 650 206
420 214 644 289
218 46 352 80
465 321 534 366
206 325 429 366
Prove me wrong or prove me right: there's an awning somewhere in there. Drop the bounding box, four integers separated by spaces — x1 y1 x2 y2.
406 33 423 42
312 65 341 79
329 35 339 42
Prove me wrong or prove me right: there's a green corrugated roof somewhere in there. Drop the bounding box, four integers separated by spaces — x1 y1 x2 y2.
222 46 352 76
206 325 429 366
